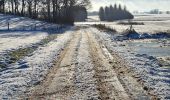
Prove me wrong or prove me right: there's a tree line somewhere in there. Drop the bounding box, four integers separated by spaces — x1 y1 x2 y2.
0 0 90 24
99 4 134 21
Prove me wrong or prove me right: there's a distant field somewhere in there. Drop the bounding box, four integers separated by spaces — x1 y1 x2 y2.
77 14 170 34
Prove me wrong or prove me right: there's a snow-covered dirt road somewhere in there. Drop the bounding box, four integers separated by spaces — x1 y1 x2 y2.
0 14 169 99
28 27 152 100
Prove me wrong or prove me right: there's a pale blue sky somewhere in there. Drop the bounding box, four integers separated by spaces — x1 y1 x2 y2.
90 0 170 12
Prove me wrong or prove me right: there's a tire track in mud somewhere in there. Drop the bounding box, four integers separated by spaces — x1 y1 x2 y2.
30 29 101 99
90 27 155 100
71 31 100 99
86 30 130 100
30 30 82 99
29 27 151 100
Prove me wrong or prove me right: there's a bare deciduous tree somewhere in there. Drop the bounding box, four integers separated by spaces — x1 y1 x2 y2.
1 0 90 24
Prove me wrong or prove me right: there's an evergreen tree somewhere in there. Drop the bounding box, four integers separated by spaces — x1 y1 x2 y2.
108 5 114 21
118 4 122 10
110 5 115 21
117 4 122 20
105 6 109 20
99 7 105 21
99 4 134 21
113 4 119 20
114 4 117 9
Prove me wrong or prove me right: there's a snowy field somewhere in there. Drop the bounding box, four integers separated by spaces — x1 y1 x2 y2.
77 14 170 33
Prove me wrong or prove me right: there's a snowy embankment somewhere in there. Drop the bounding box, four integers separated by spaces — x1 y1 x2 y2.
91 28 170 99
0 13 67 54
0 14 70 69
0 29 73 99
0 14 61 31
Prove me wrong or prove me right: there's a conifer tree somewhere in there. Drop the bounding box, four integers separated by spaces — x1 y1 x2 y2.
99 4 134 21
99 7 105 21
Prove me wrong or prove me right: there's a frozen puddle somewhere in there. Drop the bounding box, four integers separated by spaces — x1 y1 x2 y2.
127 39 170 57
123 39 170 99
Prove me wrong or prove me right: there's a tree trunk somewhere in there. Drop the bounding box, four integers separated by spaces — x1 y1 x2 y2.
47 0 51 21
33 0 37 18
11 0 14 14
28 1 32 18
21 0 25 16
14 0 19 14
2 0 5 13
52 0 55 21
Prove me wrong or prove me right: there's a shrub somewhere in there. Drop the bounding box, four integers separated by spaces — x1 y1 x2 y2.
93 24 117 32
118 21 144 25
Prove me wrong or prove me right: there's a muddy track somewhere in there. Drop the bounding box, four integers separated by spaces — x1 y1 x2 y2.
30 30 82 99
91 27 154 100
29 27 152 100
87 31 130 100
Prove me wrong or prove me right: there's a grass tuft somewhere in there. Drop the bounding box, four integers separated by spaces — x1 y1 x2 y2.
92 24 117 33
0 34 58 69
118 21 144 25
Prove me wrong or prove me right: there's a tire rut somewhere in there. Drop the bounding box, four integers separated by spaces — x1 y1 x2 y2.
28 27 148 100
86 30 130 100
91 27 154 100
71 30 100 99
30 30 82 99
